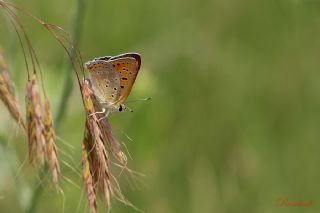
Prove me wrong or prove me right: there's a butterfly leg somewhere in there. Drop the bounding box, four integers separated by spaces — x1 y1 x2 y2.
89 108 106 117
97 109 111 122
97 114 107 122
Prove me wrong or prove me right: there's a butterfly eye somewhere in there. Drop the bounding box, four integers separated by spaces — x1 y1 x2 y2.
119 105 123 112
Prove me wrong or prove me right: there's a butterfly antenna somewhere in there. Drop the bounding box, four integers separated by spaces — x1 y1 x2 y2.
125 105 134 112
126 97 152 103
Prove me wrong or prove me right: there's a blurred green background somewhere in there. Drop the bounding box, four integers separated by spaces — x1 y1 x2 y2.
1 0 320 212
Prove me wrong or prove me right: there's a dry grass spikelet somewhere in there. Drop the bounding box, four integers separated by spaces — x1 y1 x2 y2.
99 118 128 165
82 134 97 213
26 74 46 165
81 81 111 211
43 98 60 191
80 79 134 212
81 79 95 114
0 48 14 94
81 79 128 165
0 48 26 130
85 116 113 211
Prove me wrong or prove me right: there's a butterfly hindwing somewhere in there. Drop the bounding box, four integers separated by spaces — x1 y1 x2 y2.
85 59 120 104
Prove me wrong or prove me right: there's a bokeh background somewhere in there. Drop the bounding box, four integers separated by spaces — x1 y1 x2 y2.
1 0 320 212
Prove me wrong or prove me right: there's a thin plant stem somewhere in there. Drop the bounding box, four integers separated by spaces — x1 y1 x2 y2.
25 0 87 212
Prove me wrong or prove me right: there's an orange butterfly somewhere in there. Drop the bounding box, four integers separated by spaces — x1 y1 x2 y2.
85 53 141 114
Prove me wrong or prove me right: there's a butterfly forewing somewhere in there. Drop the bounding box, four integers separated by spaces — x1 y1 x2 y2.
86 60 120 104
109 57 140 105
94 56 112 61
110 53 141 70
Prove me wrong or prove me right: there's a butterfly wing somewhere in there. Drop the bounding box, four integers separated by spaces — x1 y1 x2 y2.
109 53 141 70
107 55 141 106
94 56 112 61
85 60 120 105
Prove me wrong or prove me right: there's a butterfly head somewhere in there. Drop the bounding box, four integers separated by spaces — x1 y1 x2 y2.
102 103 129 115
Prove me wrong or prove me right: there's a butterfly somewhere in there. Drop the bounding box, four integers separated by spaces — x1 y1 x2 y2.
85 53 141 114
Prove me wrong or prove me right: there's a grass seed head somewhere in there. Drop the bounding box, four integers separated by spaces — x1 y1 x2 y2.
82 135 97 213
81 79 95 114
43 98 60 191
80 79 135 211
0 49 26 130
26 74 46 165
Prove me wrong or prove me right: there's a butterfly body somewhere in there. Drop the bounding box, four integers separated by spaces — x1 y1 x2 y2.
85 53 141 114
